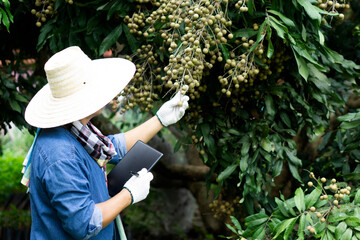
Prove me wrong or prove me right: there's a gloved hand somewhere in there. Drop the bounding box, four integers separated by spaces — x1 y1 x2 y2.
156 87 190 127
123 168 153 204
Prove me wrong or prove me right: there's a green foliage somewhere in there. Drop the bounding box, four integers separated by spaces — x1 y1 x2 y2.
0 0 13 32
225 176 360 240
0 127 33 203
0 151 28 203
0 205 31 229
2 1 360 234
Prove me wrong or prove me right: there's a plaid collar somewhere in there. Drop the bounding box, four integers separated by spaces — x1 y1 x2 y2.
70 121 117 167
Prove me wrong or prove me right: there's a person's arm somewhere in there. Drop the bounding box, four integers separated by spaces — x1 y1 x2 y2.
95 188 132 228
124 116 163 151
96 168 153 228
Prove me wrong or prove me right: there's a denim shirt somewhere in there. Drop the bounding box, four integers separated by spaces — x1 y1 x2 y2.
29 127 127 240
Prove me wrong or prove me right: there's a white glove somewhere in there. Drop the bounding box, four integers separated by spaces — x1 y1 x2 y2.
123 168 153 204
156 90 190 127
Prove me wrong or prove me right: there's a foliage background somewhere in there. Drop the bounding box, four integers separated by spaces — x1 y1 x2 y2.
1 0 360 239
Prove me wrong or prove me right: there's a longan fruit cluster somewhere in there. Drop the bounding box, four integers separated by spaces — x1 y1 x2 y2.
121 0 236 115
305 173 353 235
209 196 241 220
31 0 73 27
114 45 163 113
235 0 249 12
317 0 350 22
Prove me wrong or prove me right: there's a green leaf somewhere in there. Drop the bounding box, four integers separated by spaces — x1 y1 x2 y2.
240 154 248 171
250 20 267 52
342 228 353 240
288 162 302 182
319 30 325 45
280 112 291 128
308 64 330 92
99 24 122 56
219 44 230 61
173 139 182 153
297 0 321 24
230 216 242 231
294 188 305 212
225 223 238 235
354 189 360 204
345 217 360 227
269 16 286 39
265 94 275 117
261 138 274 152
340 120 360 129
15 94 28 103
267 25 274 58
298 214 306 240
252 225 266 239
275 197 290 217
217 164 237 182
292 48 309 81
241 141 251 156
273 160 283 177
301 24 307 41
122 23 138 52
305 186 322 209
272 218 297 239
328 212 348 223
267 10 296 27
283 217 297 240
0 8 10 32
9 100 21 113
233 28 258 38
285 148 302 166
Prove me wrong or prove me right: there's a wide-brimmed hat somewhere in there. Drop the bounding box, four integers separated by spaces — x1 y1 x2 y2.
25 46 135 128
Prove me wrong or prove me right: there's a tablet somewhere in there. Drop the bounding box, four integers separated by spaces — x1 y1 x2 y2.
107 140 163 197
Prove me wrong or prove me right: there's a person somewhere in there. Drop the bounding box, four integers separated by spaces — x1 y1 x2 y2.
21 46 189 239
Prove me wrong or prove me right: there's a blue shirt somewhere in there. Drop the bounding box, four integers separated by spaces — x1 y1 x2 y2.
29 127 127 240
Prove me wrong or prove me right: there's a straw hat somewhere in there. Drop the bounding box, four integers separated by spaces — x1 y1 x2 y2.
25 46 135 128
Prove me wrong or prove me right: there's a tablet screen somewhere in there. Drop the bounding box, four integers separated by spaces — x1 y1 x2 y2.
107 140 163 197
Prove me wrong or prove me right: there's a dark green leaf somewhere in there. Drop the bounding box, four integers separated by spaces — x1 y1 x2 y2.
250 20 267 52
284 217 297 240
305 185 322 209
233 28 258 38
297 0 321 24
292 48 309 81
345 217 360 227
217 164 237 182
122 23 138 52
273 218 297 239
9 100 21 113
275 197 290 217
298 214 306 240
273 160 283 177
267 10 296 27
342 228 353 240
99 24 122 56
230 216 242 231
354 189 360 204
285 148 302 166
280 112 291 128
294 188 305 212
267 25 274 58
288 162 302 182
328 212 348 223
265 94 275 117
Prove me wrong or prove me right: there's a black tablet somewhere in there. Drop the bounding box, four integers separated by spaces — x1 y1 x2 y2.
107 140 163 197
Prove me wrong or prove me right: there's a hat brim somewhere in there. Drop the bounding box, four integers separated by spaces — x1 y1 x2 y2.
25 58 135 128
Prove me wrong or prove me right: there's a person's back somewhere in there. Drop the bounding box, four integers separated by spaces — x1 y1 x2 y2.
30 127 113 239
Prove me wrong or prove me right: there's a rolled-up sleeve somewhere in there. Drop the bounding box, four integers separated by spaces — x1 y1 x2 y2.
107 133 127 164
43 159 103 239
